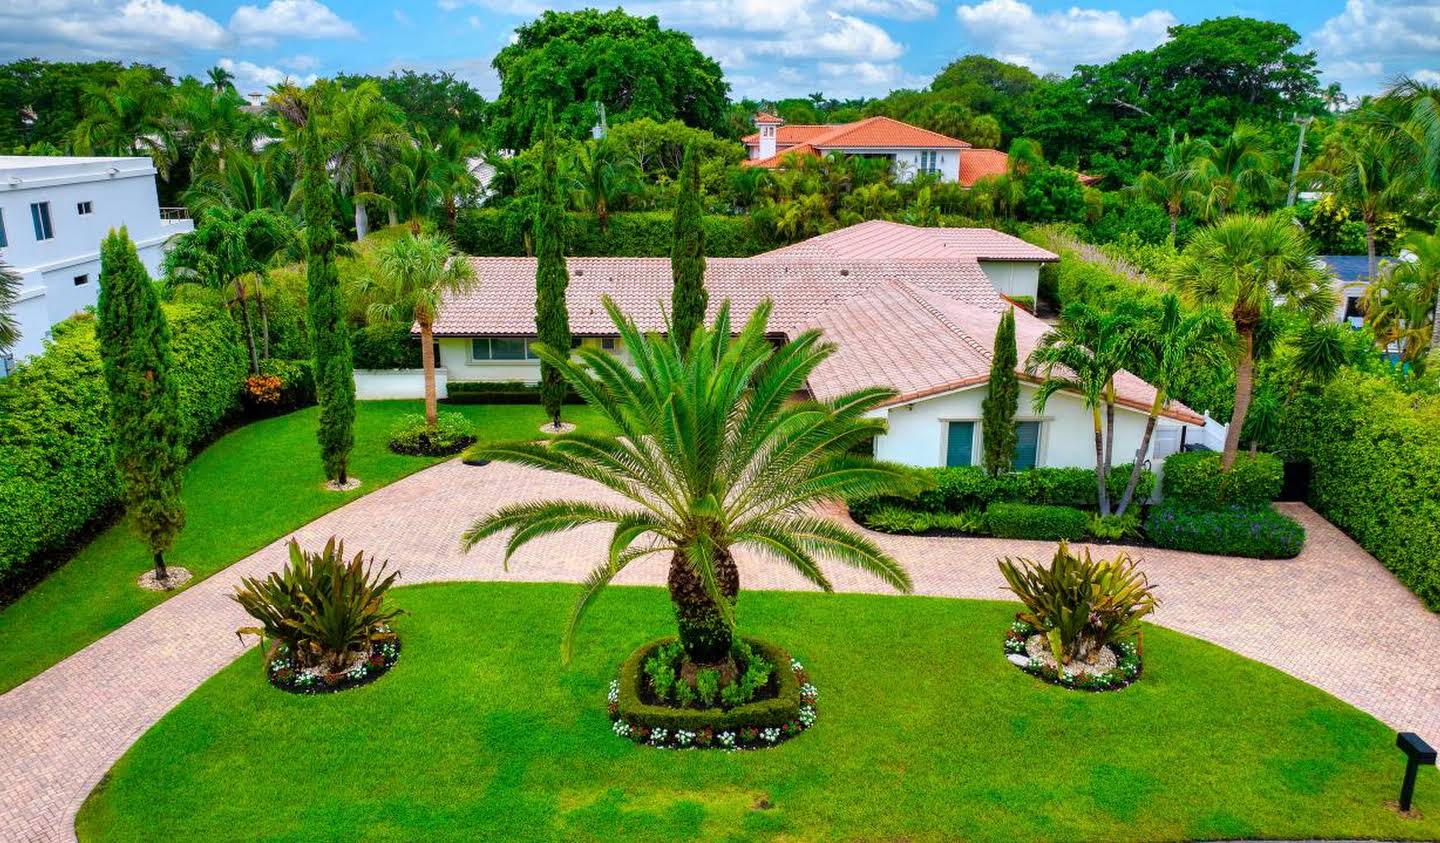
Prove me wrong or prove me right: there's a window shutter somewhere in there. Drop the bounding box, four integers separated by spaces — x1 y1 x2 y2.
946 421 974 467
1013 421 1041 470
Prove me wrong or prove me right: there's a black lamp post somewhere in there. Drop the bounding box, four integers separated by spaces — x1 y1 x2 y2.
1396 732 1436 813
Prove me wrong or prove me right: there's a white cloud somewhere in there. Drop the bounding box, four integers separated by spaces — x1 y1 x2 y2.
1413 68 1440 85
0 0 225 60
229 0 358 44
832 0 936 20
217 57 317 94
955 0 1175 74
394 9 414 27
281 54 320 72
1309 0 1440 95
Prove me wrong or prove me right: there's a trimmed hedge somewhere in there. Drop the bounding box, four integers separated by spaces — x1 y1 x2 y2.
616 637 800 733
860 464 1154 517
454 209 764 258
443 380 583 405
351 324 422 370
387 412 476 456
1145 502 1305 559
1162 451 1282 507
984 502 1088 540
0 306 246 585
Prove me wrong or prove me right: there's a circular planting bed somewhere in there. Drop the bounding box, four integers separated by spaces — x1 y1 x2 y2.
265 634 401 695
1003 619 1141 692
609 637 818 749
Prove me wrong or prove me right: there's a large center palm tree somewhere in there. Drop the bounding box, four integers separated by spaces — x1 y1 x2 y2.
321 81 405 240
1170 214 1334 469
353 233 476 425
461 299 919 665
71 69 176 178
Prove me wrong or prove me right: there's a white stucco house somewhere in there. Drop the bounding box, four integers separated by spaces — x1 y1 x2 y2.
742 113 968 183
0 156 191 369
424 220 1202 471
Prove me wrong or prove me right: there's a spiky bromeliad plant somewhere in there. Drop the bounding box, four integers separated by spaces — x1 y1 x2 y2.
461 297 924 673
233 537 404 674
997 541 1157 668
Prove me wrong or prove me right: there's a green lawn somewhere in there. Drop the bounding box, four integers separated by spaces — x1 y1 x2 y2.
0 401 611 694
78 583 1440 842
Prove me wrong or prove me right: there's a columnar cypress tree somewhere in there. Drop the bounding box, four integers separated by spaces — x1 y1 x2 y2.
96 228 186 581
670 142 707 354
534 114 572 429
302 109 356 484
981 306 1019 476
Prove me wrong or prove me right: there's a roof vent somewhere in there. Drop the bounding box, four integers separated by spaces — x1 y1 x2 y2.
575 268 584 276
839 268 849 277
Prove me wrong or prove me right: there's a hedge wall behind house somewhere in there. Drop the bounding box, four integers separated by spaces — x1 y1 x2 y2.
1278 371 1440 610
454 210 766 258
0 305 247 587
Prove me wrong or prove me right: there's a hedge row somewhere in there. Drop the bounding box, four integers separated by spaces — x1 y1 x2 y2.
851 464 1154 519
1161 451 1282 508
454 209 766 258
1279 372 1440 609
0 305 247 585
616 637 801 732
985 502 1089 540
1145 502 1305 559
443 380 583 405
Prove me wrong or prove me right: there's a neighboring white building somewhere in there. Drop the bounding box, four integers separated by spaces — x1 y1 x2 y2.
742 113 967 183
0 156 192 367
423 220 1203 471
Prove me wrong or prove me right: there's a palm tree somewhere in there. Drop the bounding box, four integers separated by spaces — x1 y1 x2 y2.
460 299 918 664
1191 125 1281 220
322 81 405 240
353 234 475 425
1131 130 1207 244
568 137 639 233
1362 230 1440 366
173 80 263 178
1170 214 1334 469
433 125 483 229
1320 124 1409 281
1114 294 1230 513
184 150 291 215
1025 303 1139 516
1006 138 1044 180
71 69 176 177
0 258 20 357
385 128 441 230
206 65 236 94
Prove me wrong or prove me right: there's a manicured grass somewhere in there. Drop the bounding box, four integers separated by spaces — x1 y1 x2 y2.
78 583 1440 842
0 402 611 694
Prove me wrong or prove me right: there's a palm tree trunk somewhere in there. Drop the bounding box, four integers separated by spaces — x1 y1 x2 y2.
233 279 260 375
1222 329 1255 471
668 549 739 666
388 207 399 227
1092 406 1110 516
153 551 168 582
598 195 608 234
354 176 369 240
1430 286 1440 357
420 321 438 427
1117 393 1164 516
1103 380 1117 479
254 279 271 360
1365 219 1377 282
1168 210 1178 246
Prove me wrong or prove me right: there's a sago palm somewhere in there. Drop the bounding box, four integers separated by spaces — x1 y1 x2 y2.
1170 214 1333 469
460 299 920 665
353 234 475 425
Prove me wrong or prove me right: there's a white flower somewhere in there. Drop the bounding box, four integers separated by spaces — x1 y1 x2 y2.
718 731 736 747
791 659 804 672
650 728 669 745
675 729 695 746
612 720 631 737
760 727 781 743
607 679 620 704
799 705 817 727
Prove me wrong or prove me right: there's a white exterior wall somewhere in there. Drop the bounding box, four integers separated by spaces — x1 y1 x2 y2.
0 156 190 362
820 147 961 183
977 261 1041 300
354 368 448 400
870 382 1180 470
437 336 630 384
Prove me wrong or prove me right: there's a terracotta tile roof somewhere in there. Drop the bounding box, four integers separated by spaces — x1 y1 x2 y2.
741 143 821 168
752 111 784 125
741 124 846 146
756 220 1057 263
958 148 1010 187
742 117 970 155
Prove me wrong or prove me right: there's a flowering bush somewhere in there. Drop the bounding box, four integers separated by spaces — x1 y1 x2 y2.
1004 618 1141 692
1145 502 1304 558
265 634 400 695
244 373 283 407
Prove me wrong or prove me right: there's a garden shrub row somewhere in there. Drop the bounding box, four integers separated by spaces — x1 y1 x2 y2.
454 209 766 258
0 306 248 586
985 502 1089 541
443 380 582 405
1161 451 1282 507
615 637 801 733
851 464 1154 519
1145 502 1305 559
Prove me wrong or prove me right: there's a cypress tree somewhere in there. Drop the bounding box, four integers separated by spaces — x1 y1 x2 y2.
96 228 186 581
670 142 707 354
981 306 1019 476
534 113 572 429
302 107 356 484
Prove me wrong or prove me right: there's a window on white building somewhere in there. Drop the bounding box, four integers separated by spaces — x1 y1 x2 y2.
73 273 89 286
601 336 617 351
30 202 53 241
470 337 537 361
77 201 93 215
0 208 7 248
919 150 939 175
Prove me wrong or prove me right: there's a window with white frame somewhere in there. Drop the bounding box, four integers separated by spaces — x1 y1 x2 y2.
30 202 53 241
77 201 93 215
919 150 939 175
470 337 535 361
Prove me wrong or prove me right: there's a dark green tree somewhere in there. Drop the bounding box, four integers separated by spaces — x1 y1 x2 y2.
95 228 186 582
981 307 1019 476
534 114 572 429
670 142 707 354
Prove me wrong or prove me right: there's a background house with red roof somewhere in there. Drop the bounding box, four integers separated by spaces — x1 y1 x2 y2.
743 112 969 183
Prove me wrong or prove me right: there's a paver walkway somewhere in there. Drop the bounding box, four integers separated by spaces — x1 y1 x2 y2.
3 459 1439 842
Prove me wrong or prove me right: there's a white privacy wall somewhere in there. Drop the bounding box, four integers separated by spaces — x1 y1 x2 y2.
977 261 1040 300
871 382 1179 470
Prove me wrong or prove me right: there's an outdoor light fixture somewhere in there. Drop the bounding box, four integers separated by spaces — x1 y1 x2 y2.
1396 731 1436 813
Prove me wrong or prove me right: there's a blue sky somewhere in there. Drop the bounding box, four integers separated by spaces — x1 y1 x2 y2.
1 1 1436 102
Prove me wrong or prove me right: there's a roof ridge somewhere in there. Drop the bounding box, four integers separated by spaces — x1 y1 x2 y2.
889 278 994 365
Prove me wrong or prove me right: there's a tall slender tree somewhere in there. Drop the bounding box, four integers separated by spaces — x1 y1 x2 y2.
670 142 708 355
1320 124 1408 281
323 80 404 240
534 113 572 430
95 228 186 582
980 307 1019 476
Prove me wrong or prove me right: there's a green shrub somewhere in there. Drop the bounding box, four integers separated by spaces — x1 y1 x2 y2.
998 542 1156 666
1087 512 1143 541
1145 502 1304 559
258 358 315 409
1162 451 1282 507
1007 295 1035 313
454 209 764 258
164 303 247 445
443 380 582 405
351 324 422 369
985 502 1088 540
387 412 477 456
898 464 1154 514
617 637 800 733
860 505 985 535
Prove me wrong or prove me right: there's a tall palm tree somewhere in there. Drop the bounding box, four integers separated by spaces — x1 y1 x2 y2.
206 65 236 94
71 69 176 177
1025 303 1139 516
353 234 475 425
432 125 483 229
322 81 406 240
184 150 291 215
1131 130 1207 244
460 299 918 664
1114 294 1231 513
173 80 263 178
1170 215 1334 469
568 137 639 233
385 128 441 229
1362 230 1440 366
1191 125 1281 220
1320 124 1409 281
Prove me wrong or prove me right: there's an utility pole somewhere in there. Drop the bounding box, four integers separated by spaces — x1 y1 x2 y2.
1286 114 1313 207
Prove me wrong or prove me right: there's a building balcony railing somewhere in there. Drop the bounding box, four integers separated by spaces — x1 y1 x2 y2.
159 207 190 222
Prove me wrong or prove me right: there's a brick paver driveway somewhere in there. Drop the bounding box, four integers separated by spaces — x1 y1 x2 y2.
3 459 1439 842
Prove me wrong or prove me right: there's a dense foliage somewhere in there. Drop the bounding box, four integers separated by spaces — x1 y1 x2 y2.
670 143 707 354
981 308 1018 475
850 464 1154 518
1161 451 1283 507
985 502 1089 541
387 412 476 457
534 117 573 428
1145 502 1305 559
454 209 762 257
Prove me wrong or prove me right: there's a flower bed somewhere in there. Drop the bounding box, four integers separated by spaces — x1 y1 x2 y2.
265 634 401 695
609 636 817 749
1002 619 1141 692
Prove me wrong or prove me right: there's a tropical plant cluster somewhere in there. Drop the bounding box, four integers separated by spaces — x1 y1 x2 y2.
1004 619 1142 692
641 639 773 710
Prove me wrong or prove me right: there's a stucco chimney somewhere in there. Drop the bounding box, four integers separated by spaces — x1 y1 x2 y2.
753 111 783 160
